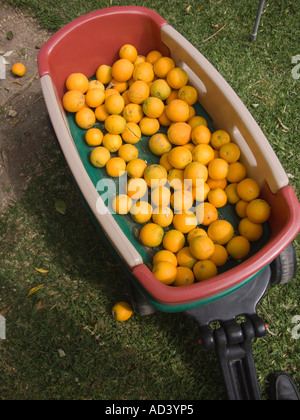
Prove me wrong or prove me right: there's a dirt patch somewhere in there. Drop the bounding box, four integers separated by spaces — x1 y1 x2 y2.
0 3 56 214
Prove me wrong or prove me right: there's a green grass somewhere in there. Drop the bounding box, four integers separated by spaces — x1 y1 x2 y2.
1 0 300 400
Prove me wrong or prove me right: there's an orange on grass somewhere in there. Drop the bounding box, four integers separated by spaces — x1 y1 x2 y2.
191 125 211 145
111 194 133 214
225 183 240 204
11 62 26 77
75 108 96 129
104 93 125 115
65 72 89 93
111 58 134 82
172 212 198 234
96 64 112 84
153 56 175 78
62 90 85 113
149 133 172 156
226 236 251 260
162 229 186 253
106 157 126 178
85 128 103 146
152 261 177 285
167 67 188 89
118 143 139 162
219 142 241 163
128 80 150 104
238 217 263 242
246 199 271 224
209 244 228 267
167 122 192 146
151 186 171 208
166 99 190 122
210 129 231 150
188 115 207 130
130 201 153 224
142 96 165 118
207 220 234 245
167 168 184 190
127 177 148 200
150 79 172 101
90 146 111 168
170 189 194 213
206 177 227 190
133 61 154 84
112 301 133 322
139 223 164 247
139 117 160 136
122 122 142 144
126 158 147 179
235 200 249 219
123 103 144 123
160 153 173 172
85 88 105 108
152 206 174 227
236 178 260 202
104 114 126 134
146 50 163 64
119 44 138 62
226 161 247 183
195 202 218 226
176 247 197 269
189 235 215 260
178 85 198 106
193 260 218 281
187 228 208 244
173 266 195 286
102 133 122 153
143 164 168 188
153 249 178 267
95 104 110 122
208 158 229 180
208 188 228 208
167 146 193 170
183 161 208 187
192 144 215 165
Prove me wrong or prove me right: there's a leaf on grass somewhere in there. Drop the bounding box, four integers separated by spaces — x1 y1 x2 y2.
55 199 67 215
34 267 49 274
6 31 14 40
27 284 44 297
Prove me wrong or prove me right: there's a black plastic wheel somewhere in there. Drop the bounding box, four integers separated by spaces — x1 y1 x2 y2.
127 280 157 316
269 242 297 285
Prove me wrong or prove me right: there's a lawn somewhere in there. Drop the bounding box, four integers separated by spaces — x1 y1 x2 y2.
1 0 299 400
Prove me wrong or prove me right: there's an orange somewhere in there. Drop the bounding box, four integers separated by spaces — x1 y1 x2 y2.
166 89 178 105
188 115 207 130
106 157 126 178
139 117 160 136
192 144 215 165
133 61 154 83
167 67 188 89
226 162 247 183
96 64 113 84
119 44 138 62
143 164 168 188
65 72 89 93
158 107 172 127
171 189 194 212
151 186 171 208
134 55 146 66
111 194 133 214
191 125 211 145
238 217 263 242
152 206 174 227
130 201 153 224
105 88 120 100
176 247 197 269
172 212 198 234
167 122 192 146
183 161 208 187
85 128 103 146
85 88 105 108
162 229 185 253
189 236 215 260
87 79 105 91
208 188 228 208
75 108 96 129
121 122 142 144
111 79 128 93
62 90 85 113
127 177 148 200
225 183 240 204
104 94 125 114
153 56 175 78
102 133 122 153
118 143 139 162
167 168 184 190
235 200 249 219
219 142 241 163
128 80 150 104
236 178 260 202
210 130 231 150
149 132 171 157
168 146 193 170
207 219 234 245
166 99 190 122
104 114 126 134
126 158 147 178
195 202 218 226
173 266 195 286
160 153 174 172
208 158 229 180
123 103 144 123
150 78 172 101
90 146 111 168
178 85 198 106
11 62 26 77
122 89 131 105
153 249 178 266
111 58 134 82
246 199 271 224
193 260 218 281
207 177 227 190
95 104 110 121
112 301 133 321
187 228 208 244
142 96 164 118
152 261 177 285
209 244 228 267
226 236 251 260
183 142 195 153
139 223 164 247
146 50 163 64
191 182 210 202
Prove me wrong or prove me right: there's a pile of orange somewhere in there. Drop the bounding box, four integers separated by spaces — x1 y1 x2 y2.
62 44 271 287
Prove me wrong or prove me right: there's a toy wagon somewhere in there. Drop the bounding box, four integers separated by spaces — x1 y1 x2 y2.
38 6 300 400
